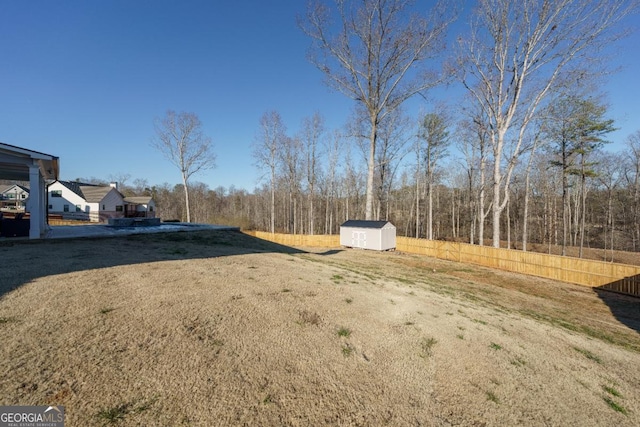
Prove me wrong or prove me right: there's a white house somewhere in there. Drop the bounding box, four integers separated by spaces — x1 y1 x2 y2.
0 184 30 211
48 181 126 222
47 181 157 222
340 220 397 251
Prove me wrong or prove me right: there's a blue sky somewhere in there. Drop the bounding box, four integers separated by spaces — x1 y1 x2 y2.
1 1 639 191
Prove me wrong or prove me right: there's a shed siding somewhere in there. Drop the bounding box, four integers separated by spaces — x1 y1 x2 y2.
340 221 396 251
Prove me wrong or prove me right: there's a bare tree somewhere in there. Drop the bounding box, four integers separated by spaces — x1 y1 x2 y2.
417 109 450 240
152 110 216 223
378 109 412 221
596 151 624 261
626 131 640 250
280 135 303 234
351 107 411 220
108 172 132 194
458 0 635 248
301 0 453 220
520 130 543 252
457 110 492 246
301 113 325 235
323 131 342 234
253 111 287 233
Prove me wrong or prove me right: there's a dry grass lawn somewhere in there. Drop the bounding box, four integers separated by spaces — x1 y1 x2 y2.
0 230 639 426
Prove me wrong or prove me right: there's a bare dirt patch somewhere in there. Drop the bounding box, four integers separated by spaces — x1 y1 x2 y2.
1 230 639 426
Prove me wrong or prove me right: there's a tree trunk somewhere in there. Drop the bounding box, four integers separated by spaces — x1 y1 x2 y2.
182 172 191 223
507 198 511 249
468 168 475 245
579 159 587 258
451 189 456 239
270 174 275 233
415 154 420 238
523 171 530 252
478 166 485 247
562 171 569 256
492 155 502 247
365 118 378 220
309 188 314 235
609 191 614 262
428 178 434 240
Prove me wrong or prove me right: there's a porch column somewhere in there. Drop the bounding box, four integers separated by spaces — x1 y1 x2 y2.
28 164 43 239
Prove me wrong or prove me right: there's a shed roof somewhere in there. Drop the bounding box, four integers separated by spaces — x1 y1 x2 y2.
341 220 394 229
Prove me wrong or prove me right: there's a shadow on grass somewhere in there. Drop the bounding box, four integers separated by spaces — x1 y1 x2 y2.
594 288 640 335
0 229 343 298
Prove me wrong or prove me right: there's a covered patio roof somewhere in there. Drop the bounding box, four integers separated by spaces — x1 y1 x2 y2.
0 142 59 239
0 142 59 181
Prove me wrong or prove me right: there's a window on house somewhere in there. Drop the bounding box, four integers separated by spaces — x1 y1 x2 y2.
149 206 154 212
51 190 62 197
48 205 52 209
21 194 26 199
63 205 69 212
102 204 105 210
75 205 81 212
115 205 123 212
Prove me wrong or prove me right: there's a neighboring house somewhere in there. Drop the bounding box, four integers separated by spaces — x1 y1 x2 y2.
0 184 30 211
48 180 125 222
123 196 156 218
47 181 156 222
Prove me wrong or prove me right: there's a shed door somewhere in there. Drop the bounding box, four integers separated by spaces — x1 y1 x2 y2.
351 230 366 248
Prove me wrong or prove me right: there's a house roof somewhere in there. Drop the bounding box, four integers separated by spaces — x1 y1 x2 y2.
56 180 90 198
124 196 153 205
55 180 122 203
80 185 115 203
341 220 395 229
0 184 30 194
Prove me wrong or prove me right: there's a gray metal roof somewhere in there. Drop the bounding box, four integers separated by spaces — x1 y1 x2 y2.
57 180 89 198
341 220 394 229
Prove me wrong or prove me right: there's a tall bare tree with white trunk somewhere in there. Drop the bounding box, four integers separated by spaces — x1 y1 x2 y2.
458 0 636 248
417 109 450 240
301 113 325 235
152 110 216 223
301 0 453 220
253 111 287 233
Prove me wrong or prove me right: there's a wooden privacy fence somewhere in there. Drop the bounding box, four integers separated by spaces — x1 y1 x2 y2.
597 274 640 297
243 231 340 248
395 237 640 290
242 231 640 295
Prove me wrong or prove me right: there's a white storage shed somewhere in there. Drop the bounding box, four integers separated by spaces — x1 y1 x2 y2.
340 220 396 251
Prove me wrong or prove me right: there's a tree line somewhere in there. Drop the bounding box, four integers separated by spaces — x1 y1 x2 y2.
105 114 639 257
75 0 640 257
